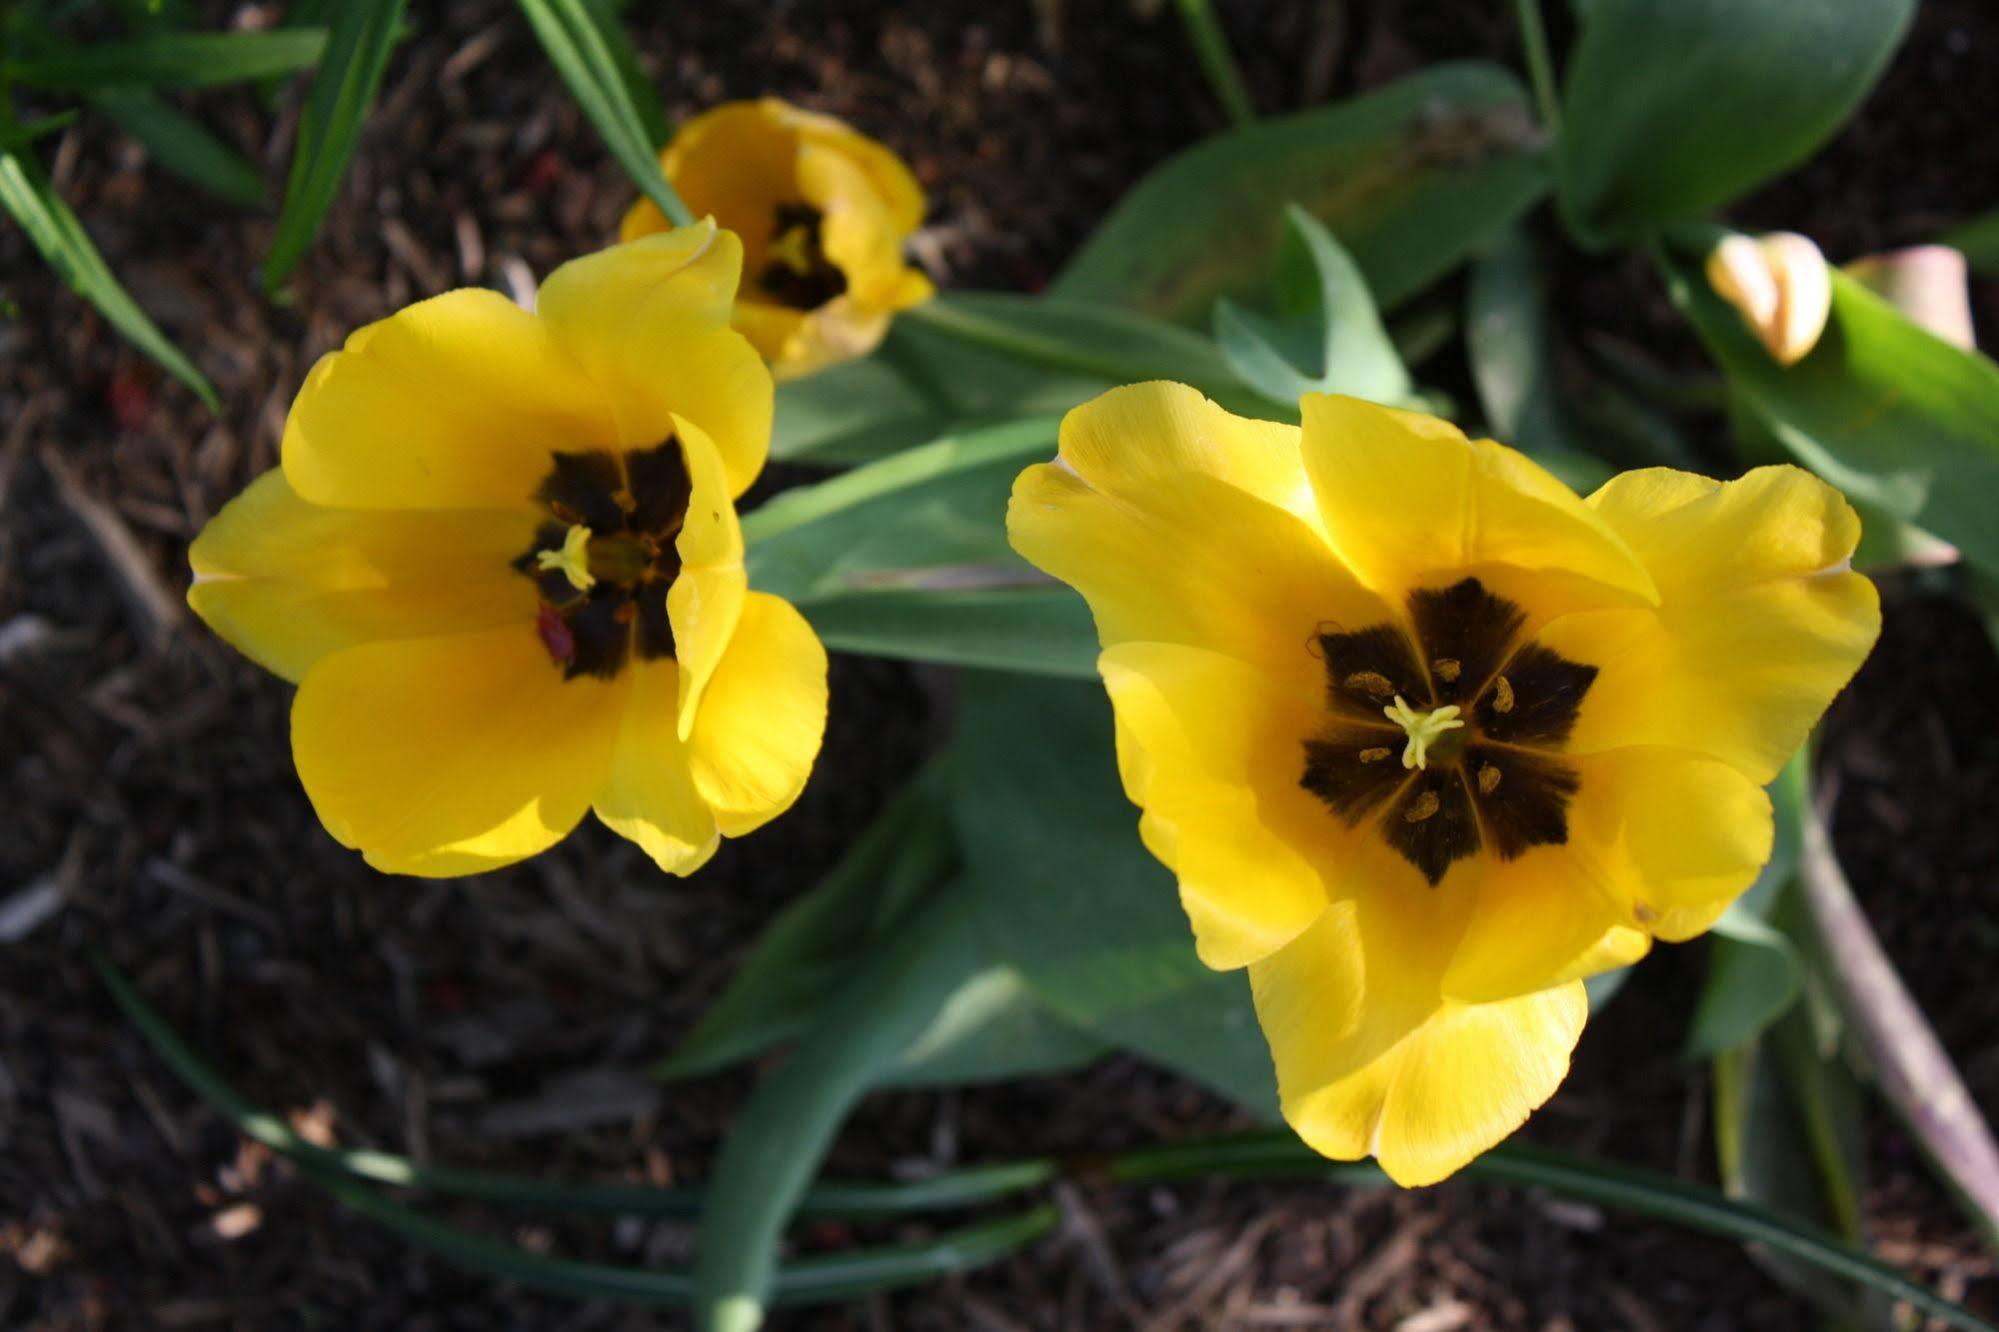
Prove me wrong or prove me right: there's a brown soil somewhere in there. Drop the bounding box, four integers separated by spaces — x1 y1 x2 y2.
2 2 1995 1329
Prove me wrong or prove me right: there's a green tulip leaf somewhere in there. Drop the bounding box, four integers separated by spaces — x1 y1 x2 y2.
1559 0 1913 243
1665 251 1999 577
1052 63 1548 323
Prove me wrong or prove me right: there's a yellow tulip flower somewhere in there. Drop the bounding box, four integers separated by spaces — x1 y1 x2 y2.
188 223 828 878
1007 384 1879 1186
621 98 935 381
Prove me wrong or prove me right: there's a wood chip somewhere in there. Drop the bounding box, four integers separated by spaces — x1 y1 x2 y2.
39 445 183 653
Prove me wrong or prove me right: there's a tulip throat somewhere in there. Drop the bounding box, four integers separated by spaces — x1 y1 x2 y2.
757 202 847 310
515 439 691 681
1299 576 1597 886
1382 696 1464 770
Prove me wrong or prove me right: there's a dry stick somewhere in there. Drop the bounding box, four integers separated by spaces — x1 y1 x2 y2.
1798 801 1999 1246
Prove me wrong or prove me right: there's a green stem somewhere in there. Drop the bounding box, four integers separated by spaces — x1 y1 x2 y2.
1171 0 1256 128
1513 0 1563 139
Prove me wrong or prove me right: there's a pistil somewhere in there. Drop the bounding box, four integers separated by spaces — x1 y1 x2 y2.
1383 695 1465 770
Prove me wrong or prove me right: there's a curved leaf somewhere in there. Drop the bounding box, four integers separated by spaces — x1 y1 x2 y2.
1559 0 1914 243
1052 63 1548 323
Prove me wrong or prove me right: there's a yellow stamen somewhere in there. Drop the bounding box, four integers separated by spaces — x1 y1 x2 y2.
1383 695 1464 770
535 524 596 593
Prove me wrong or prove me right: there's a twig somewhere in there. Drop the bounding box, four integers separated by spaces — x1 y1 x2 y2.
38 445 184 653
1798 798 1999 1247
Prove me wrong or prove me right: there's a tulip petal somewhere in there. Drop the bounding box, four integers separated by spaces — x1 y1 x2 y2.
594 658 721 876
689 592 829 837
1008 383 1385 675
292 624 625 876
537 227 773 498
1544 465 1881 783
1098 641 1338 970
1567 746 1775 943
667 417 748 741
1299 394 1658 621
1252 899 1586 1187
188 468 537 682
283 289 616 512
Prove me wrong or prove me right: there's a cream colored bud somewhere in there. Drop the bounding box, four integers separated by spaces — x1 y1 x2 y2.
1705 231 1831 367
1844 245 1975 350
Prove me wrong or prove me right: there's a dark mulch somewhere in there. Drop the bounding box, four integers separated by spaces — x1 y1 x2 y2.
2 2 1996 1328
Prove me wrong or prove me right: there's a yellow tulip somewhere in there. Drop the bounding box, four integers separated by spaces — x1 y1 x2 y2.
188 223 828 878
1007 384 1879 1185
621 98 934 380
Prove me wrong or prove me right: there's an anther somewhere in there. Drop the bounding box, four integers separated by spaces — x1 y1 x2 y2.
1478 763 1502 794
1359 747 1392 764
1382 695 1465 770
1433 658 1462 683
1345 670 1394 697
1491 675 1515 714
1404 791 1441 823
534 524 596 593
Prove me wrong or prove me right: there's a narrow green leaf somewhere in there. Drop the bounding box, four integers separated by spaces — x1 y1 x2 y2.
1052 64 1548 324
306 1163 1054 1309
692 890 993 1330
1558 0 1914 243
102 951 1058 1221
581 0 668 147
8 29 329 90
801 586 1099 680
656 769 955 1080
770 326 1109 467
774 1205 1058 1304
1170 0 1254 128
87 89 263 206
1664 248 1999 577
516 0 688 225
744 415 1061 576
899 295 1274 418
1214 204 1410 407
0 143 219 409
1105 1130 1997 1332
262 0 406 292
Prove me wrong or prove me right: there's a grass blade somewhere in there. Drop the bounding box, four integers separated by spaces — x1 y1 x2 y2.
772 1206 1058 1303
581 0 669 148
262 0 407 292
8 30 328 90
1169 0 1255 128
87 89 263 207
310 1162 1052 1308
100 956 1986 1327
515 0 689 225
0 141 219 409
100 954 1052 1220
